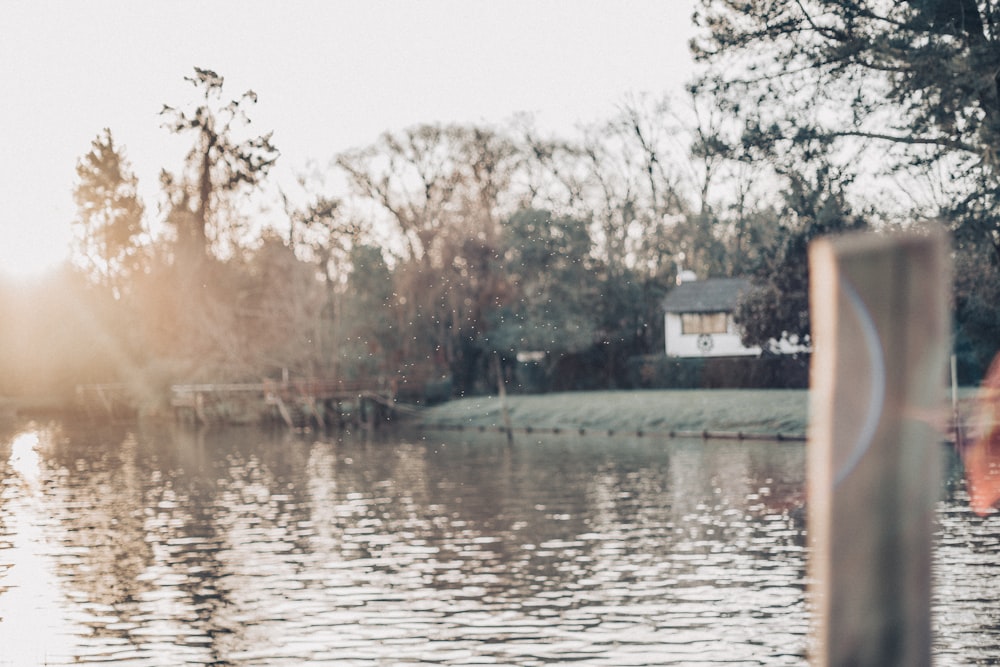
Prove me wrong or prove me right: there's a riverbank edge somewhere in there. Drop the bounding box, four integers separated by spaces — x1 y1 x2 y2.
5 386 981 442
415 389 812 440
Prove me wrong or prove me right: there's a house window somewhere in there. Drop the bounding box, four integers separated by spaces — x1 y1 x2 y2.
681 312 729 335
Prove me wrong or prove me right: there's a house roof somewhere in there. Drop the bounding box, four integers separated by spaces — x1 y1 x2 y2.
662 278 753 313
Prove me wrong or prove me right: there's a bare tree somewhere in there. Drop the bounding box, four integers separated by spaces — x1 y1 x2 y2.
160 67 279 260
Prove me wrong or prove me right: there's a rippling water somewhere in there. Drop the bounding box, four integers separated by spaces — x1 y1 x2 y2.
0 419 992 665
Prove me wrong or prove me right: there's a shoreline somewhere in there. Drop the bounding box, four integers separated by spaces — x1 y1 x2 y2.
416 388 811 440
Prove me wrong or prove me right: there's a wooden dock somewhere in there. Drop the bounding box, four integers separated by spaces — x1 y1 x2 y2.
75 378 400 428
170 378 398 428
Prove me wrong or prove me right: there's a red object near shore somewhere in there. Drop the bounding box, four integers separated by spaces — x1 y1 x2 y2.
964 355 1000 516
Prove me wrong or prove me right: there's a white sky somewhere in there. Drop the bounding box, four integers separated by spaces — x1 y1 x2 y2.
0 0 699 278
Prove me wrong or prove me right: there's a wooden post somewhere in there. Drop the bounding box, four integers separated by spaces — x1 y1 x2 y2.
308 397 325 430
274 395 294 428
194 392 208 425
493 352 513 443
951 354 964 451
808 229 948 667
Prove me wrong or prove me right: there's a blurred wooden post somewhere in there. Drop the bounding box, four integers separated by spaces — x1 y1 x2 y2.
493 351 514 444
808 230 949 667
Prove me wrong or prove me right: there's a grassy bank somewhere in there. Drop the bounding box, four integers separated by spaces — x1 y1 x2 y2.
417 389 811 438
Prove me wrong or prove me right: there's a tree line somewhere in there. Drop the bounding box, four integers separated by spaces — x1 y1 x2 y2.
4 8 1000 407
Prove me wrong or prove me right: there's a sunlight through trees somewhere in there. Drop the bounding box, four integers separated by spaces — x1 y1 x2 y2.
6 42 1000 406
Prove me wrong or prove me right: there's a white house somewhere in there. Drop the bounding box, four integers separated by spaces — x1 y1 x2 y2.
662 276 761 358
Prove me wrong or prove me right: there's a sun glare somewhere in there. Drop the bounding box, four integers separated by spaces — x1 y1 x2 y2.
0 226 71 283
0 427 79 665
0 254 66 284
9 430 42 486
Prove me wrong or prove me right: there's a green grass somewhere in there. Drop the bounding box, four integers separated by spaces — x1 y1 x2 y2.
418 389 810 437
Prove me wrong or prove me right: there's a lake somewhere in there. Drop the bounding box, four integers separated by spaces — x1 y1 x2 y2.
0 419 995 665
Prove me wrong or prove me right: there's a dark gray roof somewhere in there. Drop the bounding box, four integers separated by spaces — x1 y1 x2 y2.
662 278 752 313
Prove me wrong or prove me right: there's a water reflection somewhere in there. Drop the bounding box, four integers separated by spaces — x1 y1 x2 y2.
935 449 1000 666
1 426 82 666
5 419 958 665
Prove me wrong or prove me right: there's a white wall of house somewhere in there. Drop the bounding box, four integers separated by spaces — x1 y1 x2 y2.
664 312 762 358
